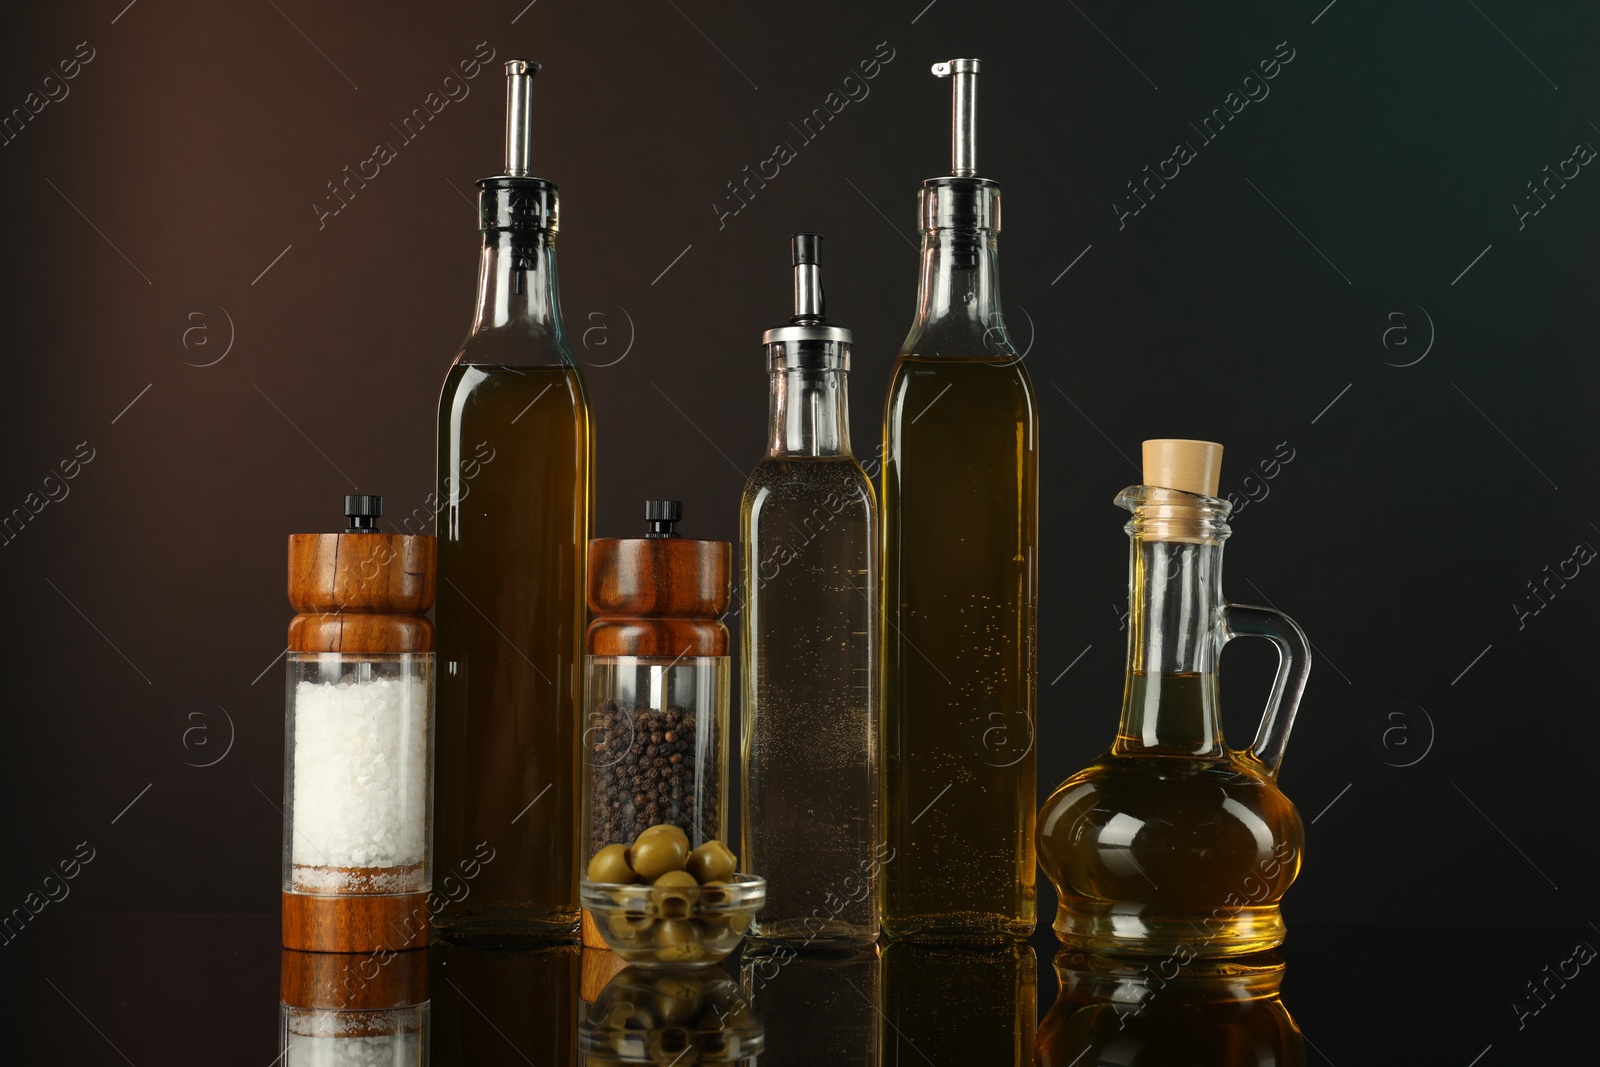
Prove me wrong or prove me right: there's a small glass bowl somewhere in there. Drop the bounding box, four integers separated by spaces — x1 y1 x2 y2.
580 874 766 966
580 965 764 1064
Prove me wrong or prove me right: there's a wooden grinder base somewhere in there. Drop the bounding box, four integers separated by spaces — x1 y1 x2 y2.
282 891 430 953
581 907 606 949
581 944 629 1001
281 947 429 1010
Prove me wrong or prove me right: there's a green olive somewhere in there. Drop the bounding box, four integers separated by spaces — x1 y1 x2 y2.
603 1001 645 1030
652 975 705 999
587 843 637 884
650 869 700 920
640 823 689 851
655 941 705 963
685 841 737 885
651 988 705 1025
653 919 705 962
630 828 690 880
695 912 749 939
712 996 753 1028
654 869 698 888
697 881 731 908
648 1028 694 1065
607 910 654 941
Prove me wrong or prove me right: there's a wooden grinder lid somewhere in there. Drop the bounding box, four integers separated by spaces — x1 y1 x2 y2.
586 500 731 657
287 495 437 654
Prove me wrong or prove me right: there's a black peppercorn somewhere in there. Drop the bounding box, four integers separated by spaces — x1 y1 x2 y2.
587 698 718 857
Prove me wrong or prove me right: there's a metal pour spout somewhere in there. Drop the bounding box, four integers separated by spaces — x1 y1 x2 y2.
791 232 824 323
503 59 541 176
932 57 980 177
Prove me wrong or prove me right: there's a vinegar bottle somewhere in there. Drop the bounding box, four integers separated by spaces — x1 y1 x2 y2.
881 58 1038 941
741 234 880 945
1037 440 1312 957
434 60 593 940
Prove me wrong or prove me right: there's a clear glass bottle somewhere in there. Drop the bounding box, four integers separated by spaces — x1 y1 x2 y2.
435 60 593 940
1037 440 1312 957
881 58 1038 941
741 233 879 945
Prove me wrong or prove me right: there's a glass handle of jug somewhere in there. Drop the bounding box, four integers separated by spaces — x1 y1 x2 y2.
1222 603 1312 777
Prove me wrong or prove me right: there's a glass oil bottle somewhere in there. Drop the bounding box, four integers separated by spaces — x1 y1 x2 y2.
881 58 1038 941
434 60 593 940
1037 440 1312 957
740 234 879 945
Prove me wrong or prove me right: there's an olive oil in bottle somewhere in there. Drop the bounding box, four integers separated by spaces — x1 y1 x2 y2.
1036 440 1311 958
434 61 593 940
741 234 879 945
881 59 1038 941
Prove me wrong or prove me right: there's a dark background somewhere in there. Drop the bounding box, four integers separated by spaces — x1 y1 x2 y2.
2 0 1597 1058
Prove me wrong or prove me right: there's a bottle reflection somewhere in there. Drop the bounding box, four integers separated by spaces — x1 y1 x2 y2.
1037 950 1303 1066
882 942 1036 1064
280 948 429 1065
430 941 578 1065
740 944 879 1065
580 960 764 1065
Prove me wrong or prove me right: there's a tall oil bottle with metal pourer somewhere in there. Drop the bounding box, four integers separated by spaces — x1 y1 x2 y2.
434 59 593 940
880 58 1038 941
741 234 880 945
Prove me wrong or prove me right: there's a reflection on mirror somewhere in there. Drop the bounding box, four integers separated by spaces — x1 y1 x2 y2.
279 947 429 1065
882 941 1037 1064
581 961 764 1065
430 941 577 1065
1037 949 1303 1066
740 943 879 1065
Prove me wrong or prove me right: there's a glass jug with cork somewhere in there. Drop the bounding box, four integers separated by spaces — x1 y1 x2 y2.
1037 440 1312 958
578 501 762 963
282 495 435 953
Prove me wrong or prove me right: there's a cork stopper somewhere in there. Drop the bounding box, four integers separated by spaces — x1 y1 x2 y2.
1142 439 1223 497
1131 439 1228 544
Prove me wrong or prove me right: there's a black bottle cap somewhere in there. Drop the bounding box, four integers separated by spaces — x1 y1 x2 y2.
645 499 682 538
345 495 382 532
792 231 822 267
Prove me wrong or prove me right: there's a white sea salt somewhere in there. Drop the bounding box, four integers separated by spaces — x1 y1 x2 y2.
291 674 428 883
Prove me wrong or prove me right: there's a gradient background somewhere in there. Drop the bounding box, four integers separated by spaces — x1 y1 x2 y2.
2 0 1596 1059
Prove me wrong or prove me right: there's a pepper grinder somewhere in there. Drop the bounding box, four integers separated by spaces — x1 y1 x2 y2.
283 495 437 952
579 500 732 948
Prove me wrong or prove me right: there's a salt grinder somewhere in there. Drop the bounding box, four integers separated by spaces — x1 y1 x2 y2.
283 495 436 952
579 500 733 948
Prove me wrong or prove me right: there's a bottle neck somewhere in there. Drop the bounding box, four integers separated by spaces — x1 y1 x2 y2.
903 227 1011 357
1114 533 1227 758
470 229 565 334
767 367 851 457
